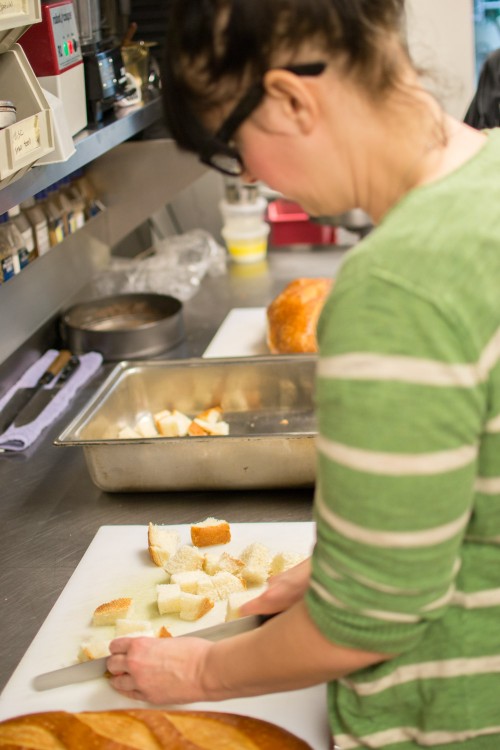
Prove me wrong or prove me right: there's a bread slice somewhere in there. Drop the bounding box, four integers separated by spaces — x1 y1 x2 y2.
191 518 231 547
147 522 181 567
240 542 272 585
157 583 182 614
163 545 205 575
171 570 211 594
92 597 133 626
179 592 215 621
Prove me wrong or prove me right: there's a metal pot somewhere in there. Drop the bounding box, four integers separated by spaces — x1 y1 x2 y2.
60 293 185 361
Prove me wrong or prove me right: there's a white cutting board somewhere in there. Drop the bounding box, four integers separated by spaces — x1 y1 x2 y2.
203 307 269 357
0 522 331 749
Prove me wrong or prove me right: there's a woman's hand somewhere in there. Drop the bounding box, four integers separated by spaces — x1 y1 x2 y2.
107 635 214 705
239 558 311 617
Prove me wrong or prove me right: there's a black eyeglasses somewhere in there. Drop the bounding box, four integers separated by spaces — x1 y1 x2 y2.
198 62 326 176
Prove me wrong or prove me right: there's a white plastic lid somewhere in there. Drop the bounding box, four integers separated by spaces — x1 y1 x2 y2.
220 196 267 214
221 222 270 241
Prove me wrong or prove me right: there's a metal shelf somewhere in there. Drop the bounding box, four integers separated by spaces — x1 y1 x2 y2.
0 94 163 214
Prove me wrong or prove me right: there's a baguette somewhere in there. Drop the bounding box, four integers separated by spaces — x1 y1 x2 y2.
148 523 181 567
92 597 133 626
0 709 313 749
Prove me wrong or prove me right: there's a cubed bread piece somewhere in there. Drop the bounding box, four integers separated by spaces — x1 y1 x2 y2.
212 571 246 600
157 626 173 638
240 543 272 585
118 426 141 439
134 414 158 438
154 409 192 437
226 587 266 621
188 420 209 436
115 619 154 637
163 545 205 575
191 518 231 547
148 523 181 567
196 576 220 601
78 638 111 661
195 406 223 424
193 418 230 436
92 597 133 626
157 583 182 615
270 551 306 576
205 551 245 576
171 570 211 594
179 592 215 621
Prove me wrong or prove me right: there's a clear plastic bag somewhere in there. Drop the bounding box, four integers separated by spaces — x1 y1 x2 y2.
93 230 227 301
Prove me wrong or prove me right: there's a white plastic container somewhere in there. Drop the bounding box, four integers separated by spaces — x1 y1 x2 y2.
0 44 54 186
221 222 270 264
0 0 41 53
219 196 267 231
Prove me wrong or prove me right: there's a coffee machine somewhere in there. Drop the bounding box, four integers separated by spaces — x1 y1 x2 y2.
73 0 128 123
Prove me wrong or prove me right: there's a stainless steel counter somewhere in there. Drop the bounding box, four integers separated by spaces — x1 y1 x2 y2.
0 247 347 693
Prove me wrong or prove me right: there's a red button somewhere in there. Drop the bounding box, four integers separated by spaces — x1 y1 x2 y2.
68 39 73 54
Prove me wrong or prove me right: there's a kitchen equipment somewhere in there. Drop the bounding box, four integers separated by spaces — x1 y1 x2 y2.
0 101 16 129
222 222 270 264
60 293 185 360
0 523 329 750
13 355 81 428
0 350 72 434
33 614 270 690
71 0 127 123
267 200 337 246
19 0 87 136
120 41 156 92
203 307 269 358
55 355 317 491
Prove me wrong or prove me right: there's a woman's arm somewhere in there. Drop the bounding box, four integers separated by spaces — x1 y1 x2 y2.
107 599 391 704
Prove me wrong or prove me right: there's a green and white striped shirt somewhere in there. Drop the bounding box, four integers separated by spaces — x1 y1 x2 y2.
306 129 500 749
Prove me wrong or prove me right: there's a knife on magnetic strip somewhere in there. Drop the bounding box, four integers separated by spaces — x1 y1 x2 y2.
0 350 73 434
13 355 81 428
32 614 270 691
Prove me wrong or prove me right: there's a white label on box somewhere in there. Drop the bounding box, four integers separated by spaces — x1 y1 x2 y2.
0 0 24 17
10 116 40 165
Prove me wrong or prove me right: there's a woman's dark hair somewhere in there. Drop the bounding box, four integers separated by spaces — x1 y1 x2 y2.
162 0 408 154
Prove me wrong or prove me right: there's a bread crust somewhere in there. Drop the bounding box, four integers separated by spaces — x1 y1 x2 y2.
191 519 231 547
266 277 333 354
0 709 313 749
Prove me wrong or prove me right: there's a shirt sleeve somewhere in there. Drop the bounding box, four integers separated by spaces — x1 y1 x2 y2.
305 261 483 654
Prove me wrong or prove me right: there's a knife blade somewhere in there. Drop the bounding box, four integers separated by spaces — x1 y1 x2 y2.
13 355 81 428
0 350 73 434
32 614 269 691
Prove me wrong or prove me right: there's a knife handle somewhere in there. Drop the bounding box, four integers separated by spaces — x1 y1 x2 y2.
56 355 80 385
40 350 72 386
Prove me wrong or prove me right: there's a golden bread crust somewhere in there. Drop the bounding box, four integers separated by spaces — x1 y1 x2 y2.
266 277 333 354
0 709 313 749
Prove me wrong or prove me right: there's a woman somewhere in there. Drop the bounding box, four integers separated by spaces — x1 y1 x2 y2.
107 1 500 747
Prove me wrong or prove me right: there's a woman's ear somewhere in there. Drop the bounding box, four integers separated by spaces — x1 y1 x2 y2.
259 69 320 135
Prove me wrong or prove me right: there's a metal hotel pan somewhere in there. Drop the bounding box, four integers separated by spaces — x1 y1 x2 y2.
55 355 318 491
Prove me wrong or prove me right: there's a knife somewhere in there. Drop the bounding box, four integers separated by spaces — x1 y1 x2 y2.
0 350 73 434
13 355 81 428
32 614 270 691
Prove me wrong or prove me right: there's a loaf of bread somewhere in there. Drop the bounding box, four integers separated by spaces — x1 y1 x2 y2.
266 277 333 354
0 709 313 749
